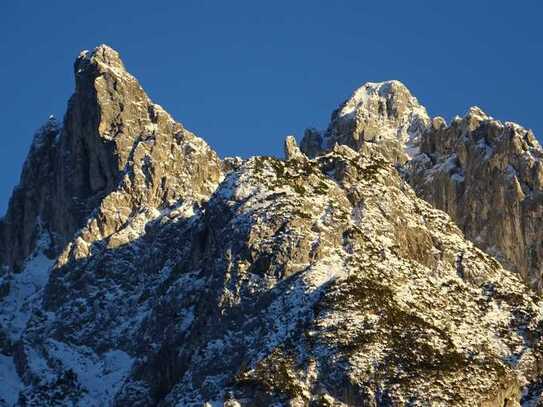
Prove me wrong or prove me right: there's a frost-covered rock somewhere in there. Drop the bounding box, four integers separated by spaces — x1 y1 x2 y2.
301 80 431 163
15 144 543 406
307 80 543 295
1 48 543 406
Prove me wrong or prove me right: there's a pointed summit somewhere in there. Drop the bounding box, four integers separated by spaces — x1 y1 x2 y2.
335 81 416 119
75 44 126 76
301 80 431 162
73 44 133 103
78 44 125 69
329 80 430 161
0 45 223 272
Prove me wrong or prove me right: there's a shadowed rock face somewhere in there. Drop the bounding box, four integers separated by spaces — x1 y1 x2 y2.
0 118 60 272
1 49 543 406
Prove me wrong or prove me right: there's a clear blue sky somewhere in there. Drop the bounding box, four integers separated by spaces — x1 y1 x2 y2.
1 1 541 214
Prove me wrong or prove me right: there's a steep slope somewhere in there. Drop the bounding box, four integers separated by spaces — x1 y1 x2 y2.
309 81 543 293
0 45 223 404
152 145 543 406
10 142 543 405
0 118 60 273
0 44 222 272
406 107 543 291
2 50 543 406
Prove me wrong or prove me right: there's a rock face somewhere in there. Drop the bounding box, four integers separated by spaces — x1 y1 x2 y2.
0 45 222 404
299 128 324 159
1 49 543 406
406 107 543 291
283 135 304 161
0 45 222 272
0 118 60 272
301 80 431 162
311 81 543 293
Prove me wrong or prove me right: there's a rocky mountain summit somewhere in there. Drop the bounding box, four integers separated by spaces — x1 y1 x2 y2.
1 45 543 406
300 81 431 163
302 81 543 293
0 45 222 274
406 108 543 292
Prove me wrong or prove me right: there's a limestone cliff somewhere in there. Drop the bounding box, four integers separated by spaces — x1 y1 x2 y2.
309 80 543 294
406 107 543 291
1 49 543 406
301 80 430 162
0 45 222 272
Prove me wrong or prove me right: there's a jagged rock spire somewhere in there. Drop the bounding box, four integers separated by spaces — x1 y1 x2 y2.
283 135 304 161
407 105 543 290
0 44 223 272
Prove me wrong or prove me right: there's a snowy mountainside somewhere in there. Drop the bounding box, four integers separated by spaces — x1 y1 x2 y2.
1 45 543 406
303 80 543 295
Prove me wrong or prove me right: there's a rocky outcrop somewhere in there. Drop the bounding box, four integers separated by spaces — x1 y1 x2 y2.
309 81 543 293
0 44 223 272
1 50 543 406
283 135 304 161
299 128 324 159
301 80 431 163
0 118 60 272
0 44 223 401
406 107 543 291
5 139 543 406
12 143 543 406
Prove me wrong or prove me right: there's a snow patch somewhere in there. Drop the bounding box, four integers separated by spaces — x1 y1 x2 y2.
0 355 22 406
46 340 134 406
0 232 55 340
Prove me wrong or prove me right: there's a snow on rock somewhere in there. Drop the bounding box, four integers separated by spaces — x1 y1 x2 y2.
0 354 22 406
0 231 54 342
300 80 431 163
45 340 133 406
11 121 543 406
2 47 543 407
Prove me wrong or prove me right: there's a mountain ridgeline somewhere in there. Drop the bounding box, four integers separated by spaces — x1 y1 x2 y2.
1 45 543 406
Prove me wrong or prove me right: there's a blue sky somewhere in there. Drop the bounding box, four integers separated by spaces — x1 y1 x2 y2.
0 1 541 214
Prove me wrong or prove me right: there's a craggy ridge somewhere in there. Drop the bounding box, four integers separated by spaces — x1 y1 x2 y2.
1 45 543 406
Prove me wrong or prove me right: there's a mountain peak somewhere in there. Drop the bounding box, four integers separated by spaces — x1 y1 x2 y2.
0 44 223 273
336 80 417 120
76 44 125 73
300 80 431 162
4 45 543 406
